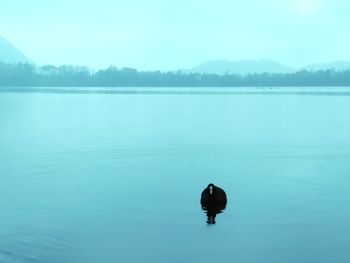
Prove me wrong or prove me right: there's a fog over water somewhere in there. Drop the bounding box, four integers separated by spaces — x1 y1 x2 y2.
2 0 350 69
2 0 350 262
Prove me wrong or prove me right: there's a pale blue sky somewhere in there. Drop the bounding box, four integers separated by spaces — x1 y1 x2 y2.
1 0 350 70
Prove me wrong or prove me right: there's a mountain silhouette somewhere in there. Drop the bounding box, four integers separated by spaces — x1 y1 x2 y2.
185 59 294 75
0 36 31 64
185 59 350 75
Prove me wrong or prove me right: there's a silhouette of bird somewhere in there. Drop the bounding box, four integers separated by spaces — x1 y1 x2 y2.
200 183 227 224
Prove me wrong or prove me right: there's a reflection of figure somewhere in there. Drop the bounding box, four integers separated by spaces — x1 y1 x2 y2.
201 183 227 224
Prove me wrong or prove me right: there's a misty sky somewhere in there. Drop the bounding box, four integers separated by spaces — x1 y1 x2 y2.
1 0 350 70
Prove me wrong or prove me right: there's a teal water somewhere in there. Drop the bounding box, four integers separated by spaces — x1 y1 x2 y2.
0 88 350 262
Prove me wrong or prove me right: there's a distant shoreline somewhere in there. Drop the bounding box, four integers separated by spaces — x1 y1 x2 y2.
1 63 350 87
2 87 350 96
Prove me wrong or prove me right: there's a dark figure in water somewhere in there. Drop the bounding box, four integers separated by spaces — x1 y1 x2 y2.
200 183 227 224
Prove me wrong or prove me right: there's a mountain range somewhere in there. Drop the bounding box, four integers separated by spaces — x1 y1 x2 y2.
185 59 350 75
2 35 350 74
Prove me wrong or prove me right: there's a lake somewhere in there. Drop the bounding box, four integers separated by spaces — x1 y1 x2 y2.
0 87 350 262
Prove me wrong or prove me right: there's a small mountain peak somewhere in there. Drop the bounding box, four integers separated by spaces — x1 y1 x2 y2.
0 36 31 64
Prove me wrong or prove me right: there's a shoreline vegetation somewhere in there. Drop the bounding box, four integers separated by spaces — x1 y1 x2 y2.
1 62 350 87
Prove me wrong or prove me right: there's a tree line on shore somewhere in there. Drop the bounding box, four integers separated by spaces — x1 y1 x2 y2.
1 62 350 87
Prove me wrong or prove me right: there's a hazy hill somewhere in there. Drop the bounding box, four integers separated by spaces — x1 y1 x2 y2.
0 36 30 63
302 61 350 71
184 59 350 75
186 59 294 75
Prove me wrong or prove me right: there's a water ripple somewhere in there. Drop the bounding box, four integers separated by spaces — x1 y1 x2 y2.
0 229 78 263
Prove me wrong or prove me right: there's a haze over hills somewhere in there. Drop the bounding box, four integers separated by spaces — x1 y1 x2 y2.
2 35 350 74
185 59 295 75
0 36 30 64
185 59 350 75
302 61 350 72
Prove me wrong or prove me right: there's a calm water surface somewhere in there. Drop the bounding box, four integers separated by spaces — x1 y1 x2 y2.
0 87 350 262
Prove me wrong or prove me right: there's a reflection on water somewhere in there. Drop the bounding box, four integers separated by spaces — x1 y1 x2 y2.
1 87 350 262
201 183 227 224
